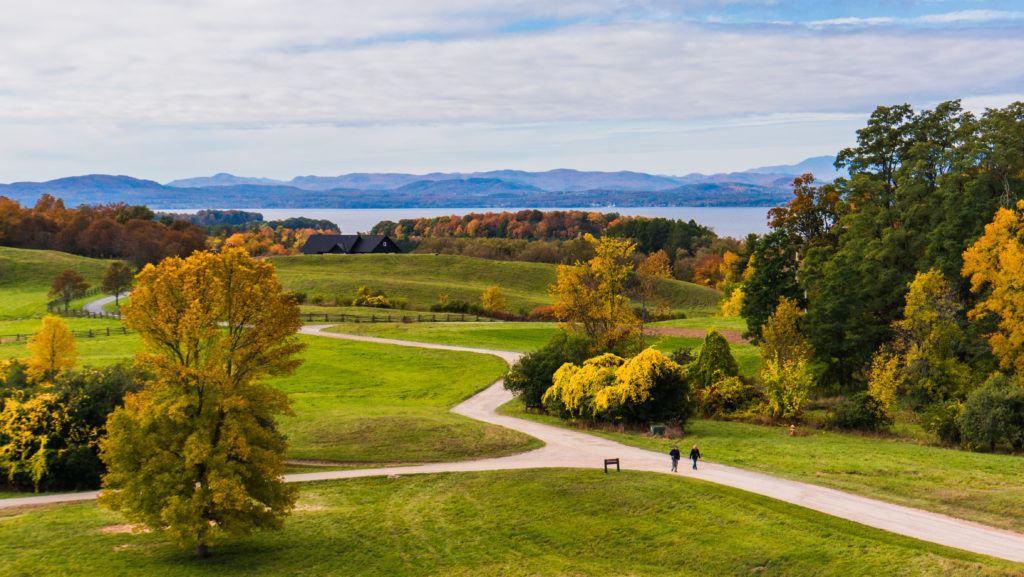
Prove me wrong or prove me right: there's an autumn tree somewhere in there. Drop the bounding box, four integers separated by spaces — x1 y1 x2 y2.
25 316 77 382
101 261 134 307
963 201 1024 375
759 298 812 367
480 286 507 313
100 247 304 558
550 235 640 353
49 270 89 312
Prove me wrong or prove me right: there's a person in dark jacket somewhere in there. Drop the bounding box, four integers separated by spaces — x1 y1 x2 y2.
689 445 701 470
669 446 681 472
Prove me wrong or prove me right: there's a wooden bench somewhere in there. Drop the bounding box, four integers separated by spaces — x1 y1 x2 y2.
604 458 620 474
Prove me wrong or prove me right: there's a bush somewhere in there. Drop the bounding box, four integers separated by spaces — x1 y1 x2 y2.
759 358 813 423
504 332 592 409
922 399 963 445
691 330 739 389
827 392 892 431
528 305 557 321
310 294 324 305
290 291 307 304
351 286 393 309
960 374 1024 451
697 375 757 417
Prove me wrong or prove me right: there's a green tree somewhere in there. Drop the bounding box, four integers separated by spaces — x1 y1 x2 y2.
504 332 592 409
101 261 134 307
100 248 303 557
49 270 89 312
960 374 1024 451
690 330 739 389
740 230 802 340
759 298 812 367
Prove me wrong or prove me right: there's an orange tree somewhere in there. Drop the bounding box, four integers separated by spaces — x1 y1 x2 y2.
100 247 304 558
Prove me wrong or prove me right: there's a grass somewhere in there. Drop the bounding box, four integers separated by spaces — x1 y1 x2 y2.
499 399 1024 533
1 469 1019 576
652 315 748 332
0 317 142 366
268 335 539 464
0 246 114 319
323 320 763 375
271 253 721 314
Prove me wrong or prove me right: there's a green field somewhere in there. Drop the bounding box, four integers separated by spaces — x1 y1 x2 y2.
0 246 114 319
271 253 721 314
500 400 1024 533
0 317 142 365
268 335 537 464
2 469 1018 576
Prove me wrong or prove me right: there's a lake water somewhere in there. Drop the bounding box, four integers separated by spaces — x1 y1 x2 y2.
200 207 771 238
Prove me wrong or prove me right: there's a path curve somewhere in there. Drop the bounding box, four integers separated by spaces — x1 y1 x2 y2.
82 293 121 315
5 322 1024 564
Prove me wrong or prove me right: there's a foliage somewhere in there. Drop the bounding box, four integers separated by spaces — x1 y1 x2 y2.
959 374 1024 451
101 247 303 556
543 349 692 425
351 286 394 309
210 226 337 256
690 330 739 389
695 375 757 417
759 358 814 422
550 235 641 353
100 261 134 306
922 399 963 446
480 286 507 313
378 210 621 241
963 200 1024 376
719 285 743 317
0 195 206 267
827 392 892 431
0 362 143 491
758 297 812 367
740 230 802 340
866 347 902 414
25 316 77 382
49 269 89 311
504 332 592 409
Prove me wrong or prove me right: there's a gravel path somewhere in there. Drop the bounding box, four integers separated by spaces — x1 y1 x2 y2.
82 294 121 315
4 320 1023 563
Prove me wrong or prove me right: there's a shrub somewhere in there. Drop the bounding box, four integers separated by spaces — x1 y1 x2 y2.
290 291 308 304
543 353 623 419
960 374 1024 451
504 332 592 409
480 286 507 313
691 330 739 389
528 305 557 321
310 294 324 305
760 358 813 422
697 375 757 417
923 399 963 445
827 392 892 431
351 286 393 309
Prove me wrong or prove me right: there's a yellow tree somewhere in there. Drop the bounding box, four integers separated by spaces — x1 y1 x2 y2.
25 316 77 382
759 298 812 367
480 286 507 313
963 201 1024 375
100 247 304 558
551 235 640 352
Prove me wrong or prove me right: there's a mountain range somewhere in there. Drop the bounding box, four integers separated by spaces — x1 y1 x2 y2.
0 156 842 209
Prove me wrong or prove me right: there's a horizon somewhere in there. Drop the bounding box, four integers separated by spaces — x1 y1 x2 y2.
3 1 1023 182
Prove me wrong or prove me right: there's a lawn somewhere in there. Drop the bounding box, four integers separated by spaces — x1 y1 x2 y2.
271 253 721 314
323 320 763 375
1 469 1018 576
268 335 539 464
0 246 114 318
499 400 1024 533
0 317 142 365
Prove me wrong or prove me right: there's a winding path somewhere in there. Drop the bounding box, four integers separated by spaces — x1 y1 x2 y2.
82 293 122 315
4 322 1024 564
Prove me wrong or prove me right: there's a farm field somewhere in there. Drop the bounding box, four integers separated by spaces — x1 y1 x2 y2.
1 469 1018 577
270 253 721 314
0 246 113 319
499 400 1024 533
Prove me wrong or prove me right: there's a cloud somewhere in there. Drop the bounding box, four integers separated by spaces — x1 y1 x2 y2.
804 9 1024 28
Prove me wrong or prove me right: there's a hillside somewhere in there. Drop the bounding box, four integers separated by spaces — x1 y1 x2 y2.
0 246 112 318
271 253 721 314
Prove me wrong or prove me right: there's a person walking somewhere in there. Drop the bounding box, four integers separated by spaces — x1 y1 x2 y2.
689 445 701 470
669 446 681 472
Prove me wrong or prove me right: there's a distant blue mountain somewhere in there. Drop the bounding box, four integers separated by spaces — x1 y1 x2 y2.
2 156 839 209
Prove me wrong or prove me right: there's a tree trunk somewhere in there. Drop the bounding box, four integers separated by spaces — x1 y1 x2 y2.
196 542 209 558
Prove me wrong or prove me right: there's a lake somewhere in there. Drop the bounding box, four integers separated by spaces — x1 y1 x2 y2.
197 207 771 238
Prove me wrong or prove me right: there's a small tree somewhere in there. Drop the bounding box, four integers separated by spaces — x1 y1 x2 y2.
480 286 507 314
26 316 77 382
101 248 303 557
101 261 134 307
759 298 812 367
49 270 89 312
960 374 1024 451
760 358 814 422
691 330 739 389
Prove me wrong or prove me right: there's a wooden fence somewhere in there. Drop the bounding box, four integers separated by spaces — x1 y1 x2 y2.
0 325 133 345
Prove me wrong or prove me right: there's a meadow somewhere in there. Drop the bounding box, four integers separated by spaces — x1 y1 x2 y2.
1 469 1018 576
0 246 112 318
270 253 721 314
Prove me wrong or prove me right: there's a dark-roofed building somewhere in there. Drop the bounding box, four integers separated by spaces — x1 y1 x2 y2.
300 233 401 255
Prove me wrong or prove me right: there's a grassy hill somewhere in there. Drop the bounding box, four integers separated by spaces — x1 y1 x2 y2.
0 246 112 318
271 253 721 314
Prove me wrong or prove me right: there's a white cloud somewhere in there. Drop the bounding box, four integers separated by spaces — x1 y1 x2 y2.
804 9 1024 28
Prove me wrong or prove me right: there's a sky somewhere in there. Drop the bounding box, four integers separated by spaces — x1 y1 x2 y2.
2 0 1023 182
